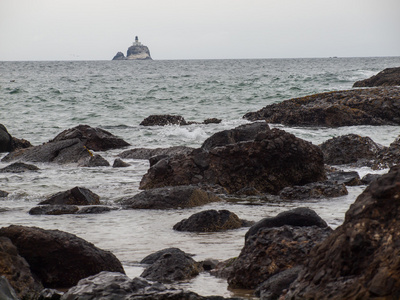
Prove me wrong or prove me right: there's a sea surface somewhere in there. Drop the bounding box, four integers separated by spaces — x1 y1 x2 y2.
1 57 400 297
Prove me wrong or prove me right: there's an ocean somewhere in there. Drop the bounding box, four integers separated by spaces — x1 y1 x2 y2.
1 57 400 297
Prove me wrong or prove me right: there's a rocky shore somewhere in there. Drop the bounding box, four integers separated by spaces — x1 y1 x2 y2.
1 68 400 299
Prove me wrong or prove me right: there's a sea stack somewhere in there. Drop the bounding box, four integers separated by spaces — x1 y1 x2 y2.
112 36 152 60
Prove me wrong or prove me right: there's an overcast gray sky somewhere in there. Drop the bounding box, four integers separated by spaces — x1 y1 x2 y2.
0 0 399 61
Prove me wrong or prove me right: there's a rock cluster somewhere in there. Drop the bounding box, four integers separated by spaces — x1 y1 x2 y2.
353 67 400 87
243 87 400 127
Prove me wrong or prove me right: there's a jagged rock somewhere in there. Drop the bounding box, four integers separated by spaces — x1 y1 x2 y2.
255 266 302 300
173 210 246 232
227 225 332 289
118 146 194 160
0 162 39 173
279 181 348 200
140 128 326 194
112 158 130 168
61 271 239 300
140 248 202 283
0 225 124 288
200 122 270 151
285 165 400 299
353 67 400 87
79 154 110 167
0 190 9 198
119 185 221 209
0 237 43 299
245 207 329 241
39 187 100 206
320 134 384 165
326 170 361 186
29 205 79 215
50 124 130 151
112 51 125 60
243 87 400 127
140 115 188 126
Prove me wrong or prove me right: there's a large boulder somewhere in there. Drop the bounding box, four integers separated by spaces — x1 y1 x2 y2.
0 237 43 299
140 128 326 194
243 87 400 127
201 122 270 151
140 248 202 283
173 210 246 232
0 225 124 288
353 67 400 87
227 225 332 289
320 134 384 165
50 124 130 151
39 187 100 206
119 185 221 209
285 165 400 299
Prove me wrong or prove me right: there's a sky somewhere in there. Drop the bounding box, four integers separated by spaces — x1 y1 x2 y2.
0 0 399 61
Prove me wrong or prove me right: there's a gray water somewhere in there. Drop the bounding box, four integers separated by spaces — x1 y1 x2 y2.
1 57 400 297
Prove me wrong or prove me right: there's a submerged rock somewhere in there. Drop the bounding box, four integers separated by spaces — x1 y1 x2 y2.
243 87 400 127
285 165 400 299
119 185 221 209
0 190 9 198
39 186 100 206
118 146 194 160
0 225 124 288
0 162 39 173
353 67 400 87
29 205 79 215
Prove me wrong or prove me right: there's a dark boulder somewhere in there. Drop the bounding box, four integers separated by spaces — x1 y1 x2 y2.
112 158 130 168
255 266 302 300
140 248 202 283
112 51 125 60
29 205 79 215
285 165 400 299
361 173 382 184
243 87 400 127
0 162 39 173
39 187 100 206
118 146 194 160
0 237 43 299
119 185 221 209
203 118 222 124
140 115 188 126
320 134 384 165
140 128 326 194
50 124 130 151
279 181 348 200
228 225 332 289
245 207 329 241
372 135 400 170
173 210 245 232
0 225 124 288
0 124 31 153
140 247 191 265
79 154 110 167
0 190 9 198
201 122 270 151
326 170 361 186
77 206 113 214
353 67 400 87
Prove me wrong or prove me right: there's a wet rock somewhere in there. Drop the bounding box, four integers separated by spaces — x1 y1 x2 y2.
326 170 361 186
203 118 222 124
243 87 400 126
0 237 43 299
0 162 39 173
11 137 32 151
210 258 237 279
38 288 63 300
77 206 113 214
320 134 384 165
79 154 110 167
361 173 382 184
140 128 326 194
29 205 79 215
119 185 221 209
140 248 202 283
285 165 400 299
353 67 400 87
112 158 130 168
50 124 130 151
118 146 195 160
372 135 400 169
140 248 192 265
140 114 188 126
279 181 348 200
39 187 100 206
255 266 302 300
201 122 270 151
0 124 12 153
0 190 9 197
228 225 332 289
0 225 124 288
201 259 219 271
173 210 246 232
245 207 329 241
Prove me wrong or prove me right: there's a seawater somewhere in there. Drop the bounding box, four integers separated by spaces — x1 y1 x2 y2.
1 57 400 297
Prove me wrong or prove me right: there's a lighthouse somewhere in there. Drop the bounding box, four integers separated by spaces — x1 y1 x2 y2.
133 36 142 46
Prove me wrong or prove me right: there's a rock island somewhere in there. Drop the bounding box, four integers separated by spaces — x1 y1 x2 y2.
112 36 152 60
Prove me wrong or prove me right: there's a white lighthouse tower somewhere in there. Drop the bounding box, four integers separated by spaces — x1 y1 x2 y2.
133 36 142 46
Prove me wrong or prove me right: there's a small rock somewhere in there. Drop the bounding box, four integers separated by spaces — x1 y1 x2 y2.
361 173 382 184
39 187 100 206
0 190 9 198
203 118 222 124
0 162 39 173
112 158 130 168
80 154 110 167
38 288 63 300
76 206 113 214
29 205 79 215
279 181 348 200
140 115 187 126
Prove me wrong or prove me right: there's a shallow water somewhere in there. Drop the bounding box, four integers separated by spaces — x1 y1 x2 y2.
1 57 400 297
